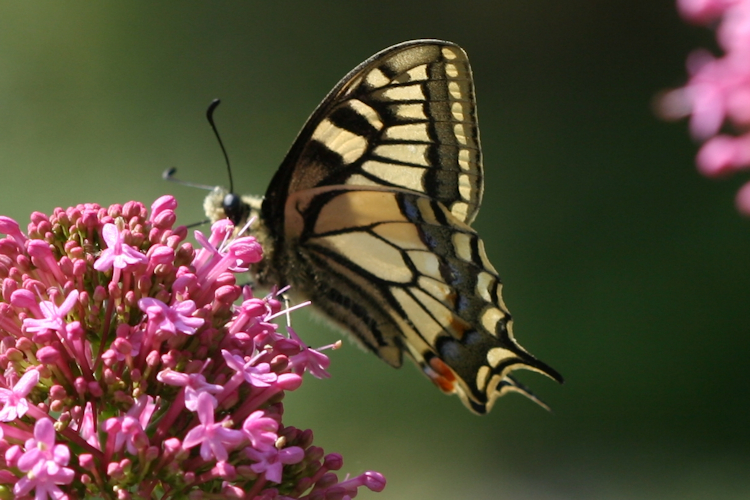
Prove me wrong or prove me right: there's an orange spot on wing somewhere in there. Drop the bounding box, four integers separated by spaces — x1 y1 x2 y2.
425 357 457 393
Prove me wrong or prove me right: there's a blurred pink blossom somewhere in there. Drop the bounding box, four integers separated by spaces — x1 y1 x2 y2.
663 0 750 214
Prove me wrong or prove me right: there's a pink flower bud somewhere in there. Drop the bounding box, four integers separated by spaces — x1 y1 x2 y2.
363 471 387 492
162 438 180 454
74 377 87 396
324 453 343 470
150 195 178 221
276 373 303 391
148 245 175 265
152 210 177 230
79 454 94 470
5 445 22 467
37 345 61 363
10 288 38 310
215 285 241 304
0 216 21 236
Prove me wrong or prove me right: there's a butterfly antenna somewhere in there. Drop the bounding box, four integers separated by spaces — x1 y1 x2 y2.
206 99 234 194
183 219 212 229
162 167 215 190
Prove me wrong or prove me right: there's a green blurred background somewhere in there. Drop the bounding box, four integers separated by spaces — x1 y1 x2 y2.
1 2 749 499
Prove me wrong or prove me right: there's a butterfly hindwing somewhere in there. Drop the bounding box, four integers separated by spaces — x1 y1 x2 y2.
207 39 562 413
282 187 561 413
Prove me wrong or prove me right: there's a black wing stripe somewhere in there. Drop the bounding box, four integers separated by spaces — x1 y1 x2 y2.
328 104 382 139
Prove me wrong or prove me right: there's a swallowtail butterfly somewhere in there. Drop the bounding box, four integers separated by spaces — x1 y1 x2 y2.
204 39 563 414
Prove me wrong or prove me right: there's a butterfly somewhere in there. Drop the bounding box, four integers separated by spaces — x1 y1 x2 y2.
203 39 563 414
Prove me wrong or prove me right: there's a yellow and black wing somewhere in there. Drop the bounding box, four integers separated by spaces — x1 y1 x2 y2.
262 40 483 232
209 40 562 414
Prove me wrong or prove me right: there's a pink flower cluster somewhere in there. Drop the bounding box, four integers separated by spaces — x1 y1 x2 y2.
0 196 385 499
663 0 750 214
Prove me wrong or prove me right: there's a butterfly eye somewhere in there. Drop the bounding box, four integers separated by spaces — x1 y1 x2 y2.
222 193 247 226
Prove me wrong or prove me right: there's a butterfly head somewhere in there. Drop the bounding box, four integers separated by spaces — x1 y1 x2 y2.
222 191 249 226
203 186 262 228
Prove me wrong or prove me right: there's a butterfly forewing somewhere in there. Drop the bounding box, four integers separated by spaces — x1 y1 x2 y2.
262 41 483 238
209 40 562 413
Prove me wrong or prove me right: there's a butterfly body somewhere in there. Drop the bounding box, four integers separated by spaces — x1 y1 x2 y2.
205 40 562 414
